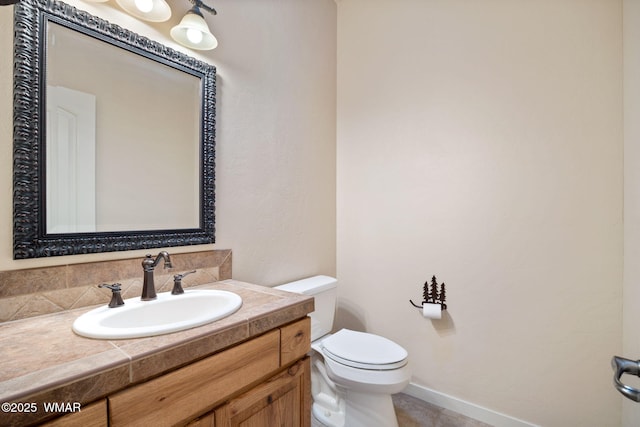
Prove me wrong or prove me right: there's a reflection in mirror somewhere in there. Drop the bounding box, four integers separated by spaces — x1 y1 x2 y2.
46 22 200 234
13 0 216 259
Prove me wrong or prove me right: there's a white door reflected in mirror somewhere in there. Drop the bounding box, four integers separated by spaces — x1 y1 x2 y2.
46 86 97 233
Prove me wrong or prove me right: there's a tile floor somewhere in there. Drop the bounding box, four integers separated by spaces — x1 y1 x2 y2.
393 393 492 427
311 393 493 427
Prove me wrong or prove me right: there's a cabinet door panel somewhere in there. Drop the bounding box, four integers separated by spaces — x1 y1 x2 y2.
216 357 310 427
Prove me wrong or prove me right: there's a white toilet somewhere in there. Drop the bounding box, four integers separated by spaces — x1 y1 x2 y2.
275 275 411 427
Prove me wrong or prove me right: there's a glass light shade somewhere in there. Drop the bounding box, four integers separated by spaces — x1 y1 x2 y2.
115 0 171 22
170 10 218 50
134 0 153 13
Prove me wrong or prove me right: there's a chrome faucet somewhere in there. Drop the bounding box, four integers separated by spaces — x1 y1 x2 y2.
141 251 173 300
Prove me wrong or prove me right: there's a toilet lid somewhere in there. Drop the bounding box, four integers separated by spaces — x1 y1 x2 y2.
321 329 408 370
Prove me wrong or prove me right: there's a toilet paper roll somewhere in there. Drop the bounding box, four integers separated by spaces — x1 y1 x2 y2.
422 303 442 319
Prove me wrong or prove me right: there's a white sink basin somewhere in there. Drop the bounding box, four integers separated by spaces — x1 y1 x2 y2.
72 289 242 339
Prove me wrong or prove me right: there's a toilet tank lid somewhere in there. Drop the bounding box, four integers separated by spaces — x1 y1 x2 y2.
275 275 337 295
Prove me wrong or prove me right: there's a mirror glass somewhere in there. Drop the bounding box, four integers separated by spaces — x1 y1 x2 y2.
46 22 201 233
13 0 216 258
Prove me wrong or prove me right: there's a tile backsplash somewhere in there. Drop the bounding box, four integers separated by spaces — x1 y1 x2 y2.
0 250 231 322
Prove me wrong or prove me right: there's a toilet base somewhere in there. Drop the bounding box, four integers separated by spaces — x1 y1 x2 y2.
310 357 401 427
312 391 398 427
342 389 399 427
312 401 345 427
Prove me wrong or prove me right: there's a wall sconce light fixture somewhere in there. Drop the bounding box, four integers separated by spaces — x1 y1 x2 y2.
83 0 218 50
170 1 218 50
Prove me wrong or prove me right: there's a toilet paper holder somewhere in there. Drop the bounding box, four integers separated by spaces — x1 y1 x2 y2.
410 275 447 311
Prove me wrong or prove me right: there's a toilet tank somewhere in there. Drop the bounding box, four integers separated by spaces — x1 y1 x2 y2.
274 275 337 342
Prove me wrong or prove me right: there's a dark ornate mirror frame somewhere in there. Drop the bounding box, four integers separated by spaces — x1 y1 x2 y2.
13 0 216 259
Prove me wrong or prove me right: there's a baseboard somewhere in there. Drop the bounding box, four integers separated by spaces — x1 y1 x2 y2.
403 383 539 427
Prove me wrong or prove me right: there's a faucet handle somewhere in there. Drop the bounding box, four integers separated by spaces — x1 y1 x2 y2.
98 283 125 308
98 283 121 291
172 270 196 295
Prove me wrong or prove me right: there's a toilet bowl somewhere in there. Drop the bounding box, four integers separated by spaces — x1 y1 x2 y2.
275 276 410 427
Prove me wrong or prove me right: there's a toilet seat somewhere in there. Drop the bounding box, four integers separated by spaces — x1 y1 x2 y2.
321 329 408 370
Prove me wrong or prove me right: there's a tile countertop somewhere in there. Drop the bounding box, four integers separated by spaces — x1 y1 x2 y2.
0 280 313 426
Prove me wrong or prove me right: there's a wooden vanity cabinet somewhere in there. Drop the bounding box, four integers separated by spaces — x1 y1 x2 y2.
108 317 311 427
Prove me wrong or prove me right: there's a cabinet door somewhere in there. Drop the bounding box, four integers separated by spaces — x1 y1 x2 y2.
215 357 310 427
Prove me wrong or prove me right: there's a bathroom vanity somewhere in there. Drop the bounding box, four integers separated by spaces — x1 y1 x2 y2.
0 280 313 426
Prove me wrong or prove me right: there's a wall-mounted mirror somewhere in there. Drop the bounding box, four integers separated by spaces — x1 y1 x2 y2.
13 0 216 259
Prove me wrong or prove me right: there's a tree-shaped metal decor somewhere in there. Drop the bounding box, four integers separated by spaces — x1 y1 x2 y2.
410 275 447 310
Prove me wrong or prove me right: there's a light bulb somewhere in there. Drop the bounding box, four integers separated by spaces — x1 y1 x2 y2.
186 28 204 44
134 0 153 13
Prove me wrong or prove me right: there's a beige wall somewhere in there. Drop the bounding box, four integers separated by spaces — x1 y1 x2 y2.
337 1 623 426
623 0 640 425
0 0 337 285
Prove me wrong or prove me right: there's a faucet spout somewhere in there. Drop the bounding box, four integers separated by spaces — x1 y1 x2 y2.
141 251 173 301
